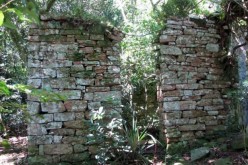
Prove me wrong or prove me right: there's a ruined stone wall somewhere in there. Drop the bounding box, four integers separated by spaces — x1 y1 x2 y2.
27 16 124 164
157 17 231 144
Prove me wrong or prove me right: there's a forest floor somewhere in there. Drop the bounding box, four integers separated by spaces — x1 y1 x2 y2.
0 137 27 165
0 135 248 165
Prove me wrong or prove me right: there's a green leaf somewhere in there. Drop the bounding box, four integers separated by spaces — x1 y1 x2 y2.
3 18 16 29
0 10 4 26
0 81 10 96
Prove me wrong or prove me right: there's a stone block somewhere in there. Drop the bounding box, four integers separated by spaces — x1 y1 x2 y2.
88 102 101 110
64 120 86 129
204 105 224 111
28 135 53 145
27 79 42 88
180 132 195 141
43 144 73 155
59 90 82 100
74 144 88 153
94 91 121 102
163 90 182 97
161 71 177 79
62 136 87 144
27 102 40 115
213 99 224 105
84 93 94 100
30 114 53 124
176 35 195 45
49 129 75 136
163 102 180 111
90 34 104 40
27 124 47 136
108 66 120 73
47 78 76 89
160 85 176 91
41 102 66 113
184 29 196 35
76 78 94 85
75 112 84 120
48 44 68 52
183 110 207 118
206 43 219 52
163 111 182 119
160 45 182 55
193 89 213 96
45 122 62 129
197 99 212 106
179 124 206 131
163 97 180 101
53 136 63 143
64 100 87 112
79 47 94 53
160 35 176 43
54 112 75 121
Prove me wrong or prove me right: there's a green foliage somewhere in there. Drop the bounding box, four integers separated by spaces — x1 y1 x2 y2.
88 105 160 164
1 139 10 149
162 0 200 18
0 0 39 29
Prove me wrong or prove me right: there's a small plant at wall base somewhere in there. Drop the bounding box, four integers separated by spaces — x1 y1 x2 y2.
87 104 161 164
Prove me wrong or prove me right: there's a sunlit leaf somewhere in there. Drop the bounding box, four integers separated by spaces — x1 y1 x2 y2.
0 10 4 26
0 81 10 96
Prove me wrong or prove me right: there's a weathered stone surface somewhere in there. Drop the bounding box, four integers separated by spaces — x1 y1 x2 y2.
45 122 62 129
43 144 73 155
94 91 121 101
76 78 94 85
206 43 219 52
27 102 40 115
176 35 194 45
28 135 53 145
64 100 87 111
183 110 207 118
28 124 47 135
41 102 66 113
160 45 182 55
49 129 75 136
191 147 210 161
28 79 42 88
54 112 75 121
160 35 176 43
64 120 86 129
30 114 53 124
179 124 205 131
62 136 86 144
73 144 88 153
59 90 82 100
27 18 123 164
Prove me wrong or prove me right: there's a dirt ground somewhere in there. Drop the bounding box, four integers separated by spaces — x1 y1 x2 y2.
0 137 27 165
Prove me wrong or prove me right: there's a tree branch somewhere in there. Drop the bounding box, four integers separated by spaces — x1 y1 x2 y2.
0 0 15 9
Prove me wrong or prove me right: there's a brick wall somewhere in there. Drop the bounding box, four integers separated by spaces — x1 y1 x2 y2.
157 17 231 144
27 15 124 164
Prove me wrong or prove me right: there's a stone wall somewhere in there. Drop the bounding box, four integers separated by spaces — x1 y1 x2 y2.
27 16 124 164
157 17 231 144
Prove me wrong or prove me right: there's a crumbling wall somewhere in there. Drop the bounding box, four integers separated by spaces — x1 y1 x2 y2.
157 17 231 144
27 15 124 164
